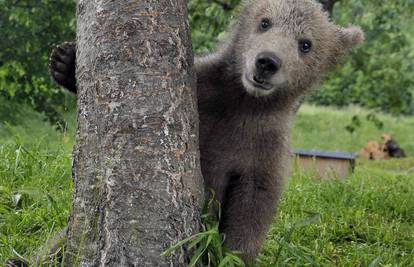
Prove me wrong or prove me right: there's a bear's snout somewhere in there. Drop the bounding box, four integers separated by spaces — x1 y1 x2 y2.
255 51 282 81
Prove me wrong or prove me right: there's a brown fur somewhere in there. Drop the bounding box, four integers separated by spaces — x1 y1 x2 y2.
45 0 364 265
359 141 388 160
196 0 363 263
359 134 406 160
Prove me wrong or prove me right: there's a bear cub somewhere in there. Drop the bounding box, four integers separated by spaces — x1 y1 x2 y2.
48 0 363 264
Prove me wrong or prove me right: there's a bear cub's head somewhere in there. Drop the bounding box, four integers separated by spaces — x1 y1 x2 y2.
234 0 364 97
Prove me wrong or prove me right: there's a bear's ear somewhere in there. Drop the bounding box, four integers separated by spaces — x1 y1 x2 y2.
337 26 364 51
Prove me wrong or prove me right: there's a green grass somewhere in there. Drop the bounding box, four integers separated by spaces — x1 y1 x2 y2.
1 101 413 266
0 97 75 263
0 143 72 264
161 191 246 267
293 105 414 153
258 160 414 266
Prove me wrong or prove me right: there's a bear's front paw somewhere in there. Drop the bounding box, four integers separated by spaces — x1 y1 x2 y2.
49 42 77 94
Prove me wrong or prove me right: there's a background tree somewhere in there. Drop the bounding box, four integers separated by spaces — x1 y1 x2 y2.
64 0 204 265
0 0 76 125
1 0 413 124
309 0 414 115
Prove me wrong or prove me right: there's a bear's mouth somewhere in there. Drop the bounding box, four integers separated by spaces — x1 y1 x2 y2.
244 74 273 91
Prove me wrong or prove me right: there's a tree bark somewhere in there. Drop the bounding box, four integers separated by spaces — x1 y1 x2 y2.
65 0 204 266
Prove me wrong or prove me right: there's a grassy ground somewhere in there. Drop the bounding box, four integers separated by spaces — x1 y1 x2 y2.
259 159 414 266
293 105 414 153
0 101 413 266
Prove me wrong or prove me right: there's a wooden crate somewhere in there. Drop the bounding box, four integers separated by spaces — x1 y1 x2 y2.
293 149 357 179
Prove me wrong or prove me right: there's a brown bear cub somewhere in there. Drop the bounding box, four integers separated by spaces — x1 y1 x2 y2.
47 0 364 265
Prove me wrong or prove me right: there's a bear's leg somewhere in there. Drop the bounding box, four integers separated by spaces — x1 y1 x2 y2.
203 169 234 219
49 42 77 93
219 171 280 265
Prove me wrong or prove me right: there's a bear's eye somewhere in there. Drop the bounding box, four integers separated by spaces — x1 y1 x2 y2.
259 18 271 31
299 39 312 53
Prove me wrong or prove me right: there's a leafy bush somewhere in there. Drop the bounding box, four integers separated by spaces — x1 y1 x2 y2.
188 0 241 53
0 0 76 125
309 0 414 115
1 0 413 122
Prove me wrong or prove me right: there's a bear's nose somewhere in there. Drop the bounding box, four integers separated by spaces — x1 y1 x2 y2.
255 52 282 78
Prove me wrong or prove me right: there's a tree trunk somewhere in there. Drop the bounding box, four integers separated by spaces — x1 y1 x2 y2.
65 0 204 266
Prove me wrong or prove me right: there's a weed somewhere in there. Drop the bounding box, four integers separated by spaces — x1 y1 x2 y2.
162 190 245 267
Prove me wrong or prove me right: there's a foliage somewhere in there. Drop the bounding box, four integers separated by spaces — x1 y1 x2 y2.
344 113 384 134
1 0 413 123
1 102 414 265
188 0 241 53
309 0 414 115
0 0 76 125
